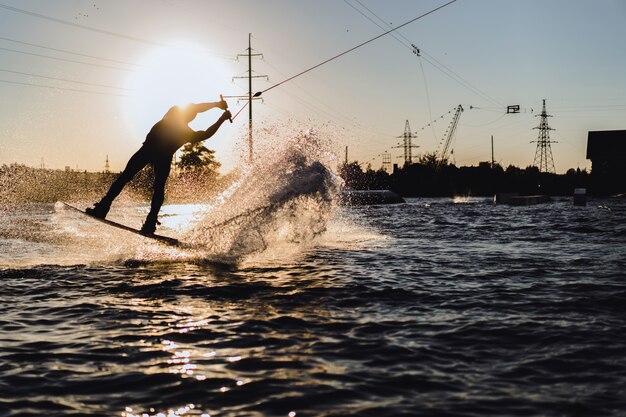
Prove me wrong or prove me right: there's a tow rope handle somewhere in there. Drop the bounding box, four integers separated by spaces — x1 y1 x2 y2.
220 94 232 123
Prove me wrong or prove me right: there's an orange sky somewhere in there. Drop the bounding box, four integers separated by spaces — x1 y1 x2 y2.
1 0 625 173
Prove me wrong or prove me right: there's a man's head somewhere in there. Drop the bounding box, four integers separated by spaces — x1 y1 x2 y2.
164 104 198 123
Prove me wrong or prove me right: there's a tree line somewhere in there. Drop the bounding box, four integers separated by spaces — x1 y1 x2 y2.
339 152 592 197
0 142 230 204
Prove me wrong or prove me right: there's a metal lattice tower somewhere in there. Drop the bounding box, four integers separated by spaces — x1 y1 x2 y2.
395 120 419 165
104 155 110 173
437 104 463 169
531 99 557 173
382 151 392 172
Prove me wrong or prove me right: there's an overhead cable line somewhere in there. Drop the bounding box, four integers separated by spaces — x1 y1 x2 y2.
460 113 506 127
256 0 458 97
259 54 397 138
420 51 504 107
251 35 398 139
343 0 439 132
417 51 438 141
0 2 231 59
0 68 131 91
353 0 502 107
0 46 134 72
345 0 414 50
346 0 502 108
0 2 165 47
0 36 140 67
0 79 127 97
550 104 626 113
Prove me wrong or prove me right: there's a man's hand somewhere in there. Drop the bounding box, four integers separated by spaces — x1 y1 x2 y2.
220 110 232 123
217 97 228 111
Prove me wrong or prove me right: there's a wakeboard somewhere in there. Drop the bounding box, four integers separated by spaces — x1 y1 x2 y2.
60 201 181 247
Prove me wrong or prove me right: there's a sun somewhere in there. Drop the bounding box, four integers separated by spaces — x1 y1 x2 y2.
126 42 230 135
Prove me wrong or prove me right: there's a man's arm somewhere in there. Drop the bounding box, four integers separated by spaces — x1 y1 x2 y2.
188 99 228 115
189 110 232 144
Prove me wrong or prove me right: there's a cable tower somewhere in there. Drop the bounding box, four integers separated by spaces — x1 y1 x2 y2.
382 151 392 173
233 33 268 163
395 120 419 165
531 99 557 173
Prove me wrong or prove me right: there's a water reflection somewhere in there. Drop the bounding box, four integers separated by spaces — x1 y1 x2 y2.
112 262 344 417
122 403 202 417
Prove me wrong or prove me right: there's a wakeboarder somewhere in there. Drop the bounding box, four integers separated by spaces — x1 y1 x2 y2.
86 98 231 234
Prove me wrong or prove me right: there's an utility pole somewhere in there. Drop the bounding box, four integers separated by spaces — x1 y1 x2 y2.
531 99 557 173
345 146 348 165
395 120 419 166
491 135 495 168
234 33 267 163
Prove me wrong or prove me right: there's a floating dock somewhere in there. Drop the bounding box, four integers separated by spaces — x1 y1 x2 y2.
495 193 552 206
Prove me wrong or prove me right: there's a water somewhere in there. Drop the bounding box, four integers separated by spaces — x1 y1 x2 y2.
2 195 625 417
2 126 626 417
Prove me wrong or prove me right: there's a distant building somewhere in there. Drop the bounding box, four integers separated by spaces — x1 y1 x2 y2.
586 130 626 195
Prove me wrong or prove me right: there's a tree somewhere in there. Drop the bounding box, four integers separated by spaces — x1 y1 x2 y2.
178 143 221 175
339 161 365 189
417 151 440 168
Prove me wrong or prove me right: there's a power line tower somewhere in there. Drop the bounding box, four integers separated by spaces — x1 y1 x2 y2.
104 155 110 173
531 99 557 173
382 151 392 173
395 120 419 165
233 33 268 163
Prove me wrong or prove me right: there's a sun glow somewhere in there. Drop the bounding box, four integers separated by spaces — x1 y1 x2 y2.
126 42 230 135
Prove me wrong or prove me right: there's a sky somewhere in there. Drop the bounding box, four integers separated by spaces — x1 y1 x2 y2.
0 0 625 174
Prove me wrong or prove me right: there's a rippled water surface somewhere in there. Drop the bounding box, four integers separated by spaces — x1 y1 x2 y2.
1 198 626 417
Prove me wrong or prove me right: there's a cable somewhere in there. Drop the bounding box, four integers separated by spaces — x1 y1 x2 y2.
343 0 441 138
420 52 503 107
0 78 127 97
231 100 250 121
351 0 417 48
0 2 165 47
0 46 134 72
0 68 131 90
252 35 399 138
0 3 234 59
258 0 458 96
342 0 409 48
345 0 503 108
0 36 140 67
418 57 438 142
460 113 506 127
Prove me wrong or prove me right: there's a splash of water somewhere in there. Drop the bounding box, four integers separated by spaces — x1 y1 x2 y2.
2 126 345 267
185 128 341 262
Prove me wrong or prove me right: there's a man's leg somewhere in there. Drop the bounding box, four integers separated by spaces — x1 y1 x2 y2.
87 147 150 218
141 156 172 234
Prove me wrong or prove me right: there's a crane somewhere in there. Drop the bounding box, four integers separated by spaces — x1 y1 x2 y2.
436 104 463 169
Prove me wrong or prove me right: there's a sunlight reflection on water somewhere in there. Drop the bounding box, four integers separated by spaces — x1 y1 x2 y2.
2 198 625 416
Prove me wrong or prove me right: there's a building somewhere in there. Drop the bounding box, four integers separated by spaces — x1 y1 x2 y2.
586 130 626 195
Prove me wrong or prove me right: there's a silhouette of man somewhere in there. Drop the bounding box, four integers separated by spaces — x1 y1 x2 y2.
86 99 231 234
